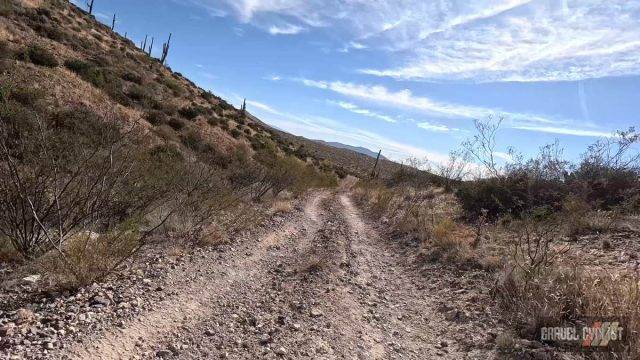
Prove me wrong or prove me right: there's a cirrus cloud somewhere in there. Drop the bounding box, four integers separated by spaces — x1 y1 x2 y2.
185 0 640 82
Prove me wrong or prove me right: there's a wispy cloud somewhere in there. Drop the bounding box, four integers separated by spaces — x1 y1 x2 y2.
246 100 286 116
297 78 613 137
417 122 453 133
360 1 640 82
264 75 282 81
189 0 640 82
244 99 449 162
268 23 304 35
298 78 556 123
339 41 368 53
512 125 614 138
330 101 397 123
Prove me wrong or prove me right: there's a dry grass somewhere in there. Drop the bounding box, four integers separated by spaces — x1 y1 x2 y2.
496 263 640 357
35 231 140 289
270 200 294 215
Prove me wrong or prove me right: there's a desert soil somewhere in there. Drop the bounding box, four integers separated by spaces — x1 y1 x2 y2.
2 190 504 359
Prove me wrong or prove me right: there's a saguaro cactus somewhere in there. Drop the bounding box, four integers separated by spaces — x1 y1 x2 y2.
111 14 116 31
160 33 172 65
142 35 148 52
86 0 94 14
148 37 154 56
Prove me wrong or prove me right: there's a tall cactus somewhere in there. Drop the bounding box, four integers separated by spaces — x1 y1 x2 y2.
142 35 148 52
160 33 172 65
241 99 247 116
148 37 154 56
111 14 116 31
86 0 94 14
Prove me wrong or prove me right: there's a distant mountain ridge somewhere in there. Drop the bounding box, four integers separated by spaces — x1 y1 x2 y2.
315 140 386 160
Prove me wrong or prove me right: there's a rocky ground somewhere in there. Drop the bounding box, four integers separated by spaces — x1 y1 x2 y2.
1 190 570 360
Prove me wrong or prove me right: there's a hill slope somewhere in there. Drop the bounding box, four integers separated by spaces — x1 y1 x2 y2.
0 0 396 179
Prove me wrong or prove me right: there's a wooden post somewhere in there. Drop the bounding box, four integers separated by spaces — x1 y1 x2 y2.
370 150 382 179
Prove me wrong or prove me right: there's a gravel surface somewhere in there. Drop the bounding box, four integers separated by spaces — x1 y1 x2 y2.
1 190 520 359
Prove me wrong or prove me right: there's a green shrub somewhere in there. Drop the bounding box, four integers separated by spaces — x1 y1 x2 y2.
8 87 45 108
0 0 14 16
145 110 167 126
0 40 12 59
178 105 204 120
206 117 219 127
127 84 149 103
167 117 185 131
64 59 91 73
567 165 639 210
150 143 183 162
180 130 212 153
121 71 143 84
201 91 213 101
230 128 242 139
33 24 66 42
161 77 183 95
23 45 59 67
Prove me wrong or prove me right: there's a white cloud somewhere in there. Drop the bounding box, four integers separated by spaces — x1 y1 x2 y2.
297 78 558 124
339 41 368 53
189 0 640 82
512 125 614 138
331 101 397 123
298 78 613 137
360 1 640 82
246 100 285 116
268 23 304 35
417 122 452 133
264 75 282 81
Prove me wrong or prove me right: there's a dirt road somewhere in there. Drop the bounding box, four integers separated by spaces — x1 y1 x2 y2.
58 191 496 359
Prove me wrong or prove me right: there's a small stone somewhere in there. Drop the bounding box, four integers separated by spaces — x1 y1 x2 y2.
310 308 323 317
259 334 272 345
156 349 173 358
90 295 110 307
275 347 287 356
440 341 448 348
22 275 41 284
204 329 215 337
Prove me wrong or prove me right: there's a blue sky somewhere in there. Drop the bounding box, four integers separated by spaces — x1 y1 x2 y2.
76 0 639 163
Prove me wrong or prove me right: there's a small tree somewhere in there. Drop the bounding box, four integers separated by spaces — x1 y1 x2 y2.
463 115 504 178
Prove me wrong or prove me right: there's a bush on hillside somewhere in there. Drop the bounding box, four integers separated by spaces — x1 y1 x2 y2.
178 105 204 120
21 44 59 67
145 110 167 126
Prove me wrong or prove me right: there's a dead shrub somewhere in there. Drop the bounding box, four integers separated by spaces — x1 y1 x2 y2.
0 102 239 288
36 230 140 289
